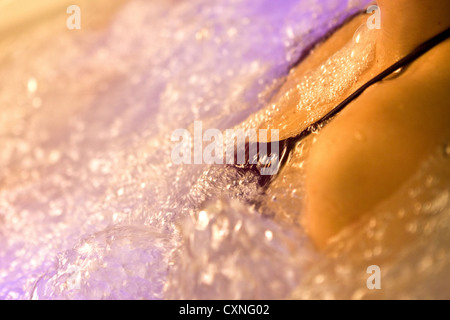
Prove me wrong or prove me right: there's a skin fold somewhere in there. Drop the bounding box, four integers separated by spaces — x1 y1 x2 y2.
303 46 450 248
249 0 450 249
304 1 450 248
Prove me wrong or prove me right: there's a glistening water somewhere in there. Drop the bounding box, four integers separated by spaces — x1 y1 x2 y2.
0 0 449 300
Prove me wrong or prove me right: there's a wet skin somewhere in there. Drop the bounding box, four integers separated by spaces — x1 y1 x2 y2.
303 37 450 248
244 4 450 249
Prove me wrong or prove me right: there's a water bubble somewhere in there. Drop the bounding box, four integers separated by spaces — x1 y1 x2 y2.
196 210 210 230
27 77 38 93
406 222 418 234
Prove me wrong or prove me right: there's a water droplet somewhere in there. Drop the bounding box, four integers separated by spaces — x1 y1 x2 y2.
234 220 242 232
27 77 38 93
373 246 382 256
195 28 210 41
406 221 418 234
197 210 210 230
425 175 435 188
286 27 294 39
48 150 61 164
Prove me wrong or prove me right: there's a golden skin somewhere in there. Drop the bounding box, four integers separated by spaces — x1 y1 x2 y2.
244 15 379 141
303 1 450 248
242 1 450 249
303 42 450 248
